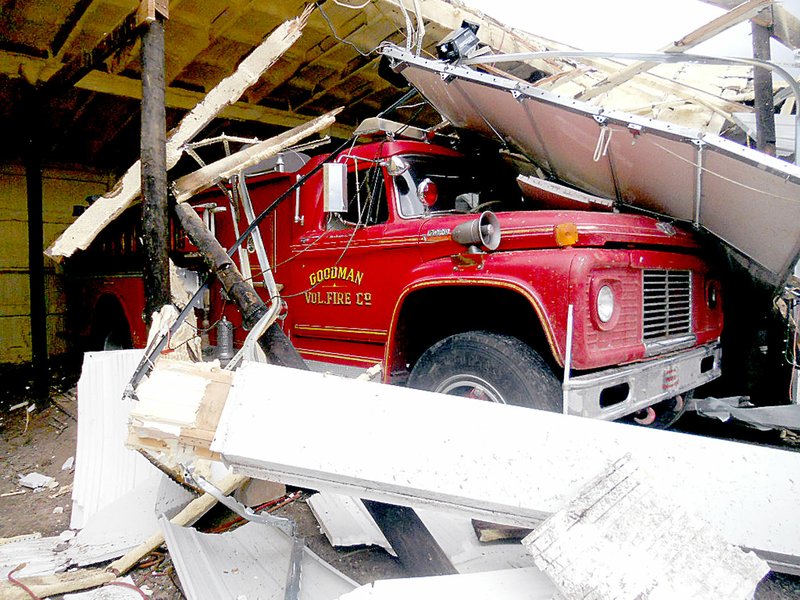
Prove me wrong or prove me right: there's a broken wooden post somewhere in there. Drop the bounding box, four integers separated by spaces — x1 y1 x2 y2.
22 86 48 398
167 109 340 369
172 203 305 369
140 1 170 322
752 19 777 156
45 6 313 261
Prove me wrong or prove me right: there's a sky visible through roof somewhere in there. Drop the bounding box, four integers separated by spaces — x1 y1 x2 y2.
463 0 799 65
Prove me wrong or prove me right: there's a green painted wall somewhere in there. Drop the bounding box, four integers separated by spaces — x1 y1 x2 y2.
0 165 112 364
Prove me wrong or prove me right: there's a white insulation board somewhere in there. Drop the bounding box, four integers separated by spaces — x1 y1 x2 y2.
210 362 800 572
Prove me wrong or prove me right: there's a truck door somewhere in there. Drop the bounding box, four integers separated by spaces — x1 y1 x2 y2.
286 162 398 371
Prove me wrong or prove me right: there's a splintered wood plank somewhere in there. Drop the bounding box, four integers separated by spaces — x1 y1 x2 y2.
45 6 313 261
171 107 341 203
129 360 233 455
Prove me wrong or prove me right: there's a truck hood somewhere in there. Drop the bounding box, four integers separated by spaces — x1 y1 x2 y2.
420 210 701 253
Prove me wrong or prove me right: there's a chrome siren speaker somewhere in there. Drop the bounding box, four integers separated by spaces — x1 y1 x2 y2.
451 211 501 251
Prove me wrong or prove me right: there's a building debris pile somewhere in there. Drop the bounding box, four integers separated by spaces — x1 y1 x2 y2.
3 2 800 598
3 352 797 599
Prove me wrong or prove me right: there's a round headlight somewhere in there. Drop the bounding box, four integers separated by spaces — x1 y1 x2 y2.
597 285 615 323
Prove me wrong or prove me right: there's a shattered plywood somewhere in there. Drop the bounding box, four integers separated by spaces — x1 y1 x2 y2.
127 359 800 573
523 457 769 599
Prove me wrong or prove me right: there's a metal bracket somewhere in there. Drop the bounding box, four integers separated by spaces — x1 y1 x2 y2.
182 468 304 600
692 139 705 229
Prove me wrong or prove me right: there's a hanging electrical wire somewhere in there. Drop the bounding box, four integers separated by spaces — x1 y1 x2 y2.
314 2 375 57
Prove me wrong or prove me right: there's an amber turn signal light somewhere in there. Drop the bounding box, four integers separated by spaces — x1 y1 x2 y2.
554 222 579 247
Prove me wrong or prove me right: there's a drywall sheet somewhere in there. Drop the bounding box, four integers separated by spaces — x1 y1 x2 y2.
209 362 800 573
72 350 154 530
523 457 769 599
382 46 800 289
160 518 357 600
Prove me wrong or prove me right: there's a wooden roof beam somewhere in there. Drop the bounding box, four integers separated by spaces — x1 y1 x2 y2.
578 0 774 101
294 55 380 113
41 7 144 95
701 0 800 49
50 0 105 61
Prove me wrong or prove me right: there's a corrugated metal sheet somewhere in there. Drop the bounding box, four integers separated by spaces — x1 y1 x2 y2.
160 518 357 600
71 350 154 529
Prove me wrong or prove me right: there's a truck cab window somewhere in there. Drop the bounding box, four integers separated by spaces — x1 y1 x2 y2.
339 165 388 226
394 155 524 217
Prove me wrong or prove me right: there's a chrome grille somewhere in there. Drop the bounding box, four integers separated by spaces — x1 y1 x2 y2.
642 270 692 341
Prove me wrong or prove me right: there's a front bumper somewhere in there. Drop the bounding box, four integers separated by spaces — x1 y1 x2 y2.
564 342 721 420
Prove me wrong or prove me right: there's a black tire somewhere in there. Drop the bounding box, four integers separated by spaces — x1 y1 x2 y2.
90 298 133 351
407 331 562 410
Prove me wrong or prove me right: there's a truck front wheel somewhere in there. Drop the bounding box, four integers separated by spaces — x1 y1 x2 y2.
407 331 562 411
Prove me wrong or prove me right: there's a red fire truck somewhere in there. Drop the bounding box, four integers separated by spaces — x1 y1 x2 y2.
66 120 723 423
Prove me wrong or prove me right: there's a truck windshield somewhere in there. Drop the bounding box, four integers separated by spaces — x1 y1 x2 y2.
393 155 526 217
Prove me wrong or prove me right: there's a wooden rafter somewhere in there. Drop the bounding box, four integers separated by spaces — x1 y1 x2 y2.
0 54 353 137
42 8 144 94
700 0 800 49
49 0 101 61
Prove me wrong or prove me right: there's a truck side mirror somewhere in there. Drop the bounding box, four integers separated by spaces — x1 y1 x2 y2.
385 156 410 177
323 163 348 213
